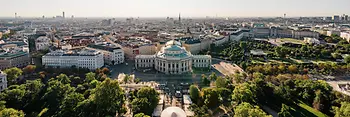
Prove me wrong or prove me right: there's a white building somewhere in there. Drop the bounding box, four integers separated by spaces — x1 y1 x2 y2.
212 36 228 46
292 30 319 39
304 37 321 44
340 32 350 42
181 38 211 54
42 49 104 70
0 71 7 92
87 44 124 65
35 36 51 51
135 40 211 74
327 30 341 36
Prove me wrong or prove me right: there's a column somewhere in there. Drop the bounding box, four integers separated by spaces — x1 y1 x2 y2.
171 62 173 74
177 62 180 74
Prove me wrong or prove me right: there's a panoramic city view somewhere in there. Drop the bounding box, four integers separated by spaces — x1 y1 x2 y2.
1 0 350 117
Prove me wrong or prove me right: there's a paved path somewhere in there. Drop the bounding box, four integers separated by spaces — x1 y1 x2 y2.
261 105 278 117
327 80 350 96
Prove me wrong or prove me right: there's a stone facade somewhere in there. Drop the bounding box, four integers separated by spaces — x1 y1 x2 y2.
135 40 211 74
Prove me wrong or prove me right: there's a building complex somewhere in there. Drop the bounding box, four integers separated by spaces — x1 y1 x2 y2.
87 44 124 65
42 49 104 70
135 40 211 74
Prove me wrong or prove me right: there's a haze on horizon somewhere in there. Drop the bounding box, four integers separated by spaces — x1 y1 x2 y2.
2 0 350 18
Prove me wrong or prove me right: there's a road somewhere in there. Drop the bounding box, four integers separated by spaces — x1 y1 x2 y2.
327 80 350 96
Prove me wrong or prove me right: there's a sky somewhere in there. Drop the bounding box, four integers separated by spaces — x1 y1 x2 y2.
1 0 350 18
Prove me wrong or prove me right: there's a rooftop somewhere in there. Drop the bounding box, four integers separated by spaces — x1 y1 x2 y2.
44 49 101 57
0 50 28 58
87 44 121 52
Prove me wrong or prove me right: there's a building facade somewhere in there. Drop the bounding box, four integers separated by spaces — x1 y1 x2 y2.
292 30 319 39
35 36 51 51
87 44 124 65
135 40 211 74
340 32 350 42
122 44 157 60
0 50 30 70
0 71 7 92
42 49 104 70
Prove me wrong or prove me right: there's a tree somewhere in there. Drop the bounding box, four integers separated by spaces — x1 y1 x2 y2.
278 104 292 117
101 67 110 75
278 64 286 73
345 56 350 64
288 65 298 74
123 75 131 84
189 104 211 117
135 78 141 84
202 88 220 108
0 101 5 110
209 72 217 81
189 85 200 104
85 72 96 83
22 65 36 75
275 47 288 58
233 72 244 84
56 74 71 84
332 53 342 59
334 102 350 117
321 50 331 58
0 108 25 117
201 74 210 87
217 88 232 106
4 67 23 85
313 90 324 111
0 85 26 109
134 113 151 117
131 87 159 115
58 93 85 117
234 102 271 117
42 79 75 115
92 78 126 116
215 77 228 88
232 83 257 104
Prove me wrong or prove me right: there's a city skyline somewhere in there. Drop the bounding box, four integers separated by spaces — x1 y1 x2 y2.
2 0 350 18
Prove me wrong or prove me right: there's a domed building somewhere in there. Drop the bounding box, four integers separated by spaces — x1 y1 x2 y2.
135 40 211 74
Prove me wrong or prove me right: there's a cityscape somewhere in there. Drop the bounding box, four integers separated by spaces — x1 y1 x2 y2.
1 0 350 117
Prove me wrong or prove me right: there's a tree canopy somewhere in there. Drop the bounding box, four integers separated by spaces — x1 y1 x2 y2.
131 87 159 115
3 67 23 85
234 102 271 117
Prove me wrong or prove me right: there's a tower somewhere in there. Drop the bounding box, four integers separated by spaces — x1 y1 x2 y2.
15 13 17 19
178 13 181 23
63 11 65 18
284 13 286 18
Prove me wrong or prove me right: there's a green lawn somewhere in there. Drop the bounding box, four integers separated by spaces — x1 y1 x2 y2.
263 97 328 117
298 102 328 117
280 38 305 45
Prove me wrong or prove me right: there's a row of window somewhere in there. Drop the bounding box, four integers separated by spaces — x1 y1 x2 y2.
193 59 210 63
138 59 154 63
157 67 189 73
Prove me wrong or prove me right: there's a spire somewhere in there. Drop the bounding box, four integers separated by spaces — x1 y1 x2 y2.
178 13 181 22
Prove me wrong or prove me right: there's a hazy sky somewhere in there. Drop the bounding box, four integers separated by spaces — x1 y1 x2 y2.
1 0 350 18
